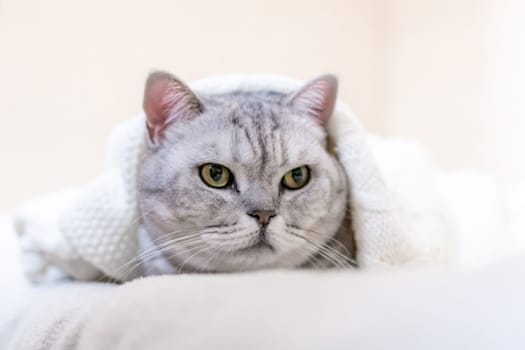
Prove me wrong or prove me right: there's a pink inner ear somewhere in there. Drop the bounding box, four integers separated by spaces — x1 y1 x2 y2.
143 72 201 143
144 78 173 134
289 75 338 126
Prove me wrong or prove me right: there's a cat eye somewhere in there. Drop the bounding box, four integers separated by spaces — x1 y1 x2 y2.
281 166 310 190
200 164 232 188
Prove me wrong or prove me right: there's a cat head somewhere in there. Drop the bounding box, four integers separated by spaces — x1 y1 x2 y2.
137 71 348 273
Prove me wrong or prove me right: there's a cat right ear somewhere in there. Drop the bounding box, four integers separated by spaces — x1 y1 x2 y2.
143 71 202 144
287 75 338 126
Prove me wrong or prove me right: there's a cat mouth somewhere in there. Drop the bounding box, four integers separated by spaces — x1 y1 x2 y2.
236 239 274 253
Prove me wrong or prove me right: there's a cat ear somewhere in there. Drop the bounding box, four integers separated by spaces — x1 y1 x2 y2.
143 71 202 143
287 75 338 126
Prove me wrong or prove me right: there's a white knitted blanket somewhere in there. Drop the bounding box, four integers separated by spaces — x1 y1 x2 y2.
14 74 525 282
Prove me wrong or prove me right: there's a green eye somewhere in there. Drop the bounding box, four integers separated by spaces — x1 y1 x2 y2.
200 164 232 188
282 166 310 190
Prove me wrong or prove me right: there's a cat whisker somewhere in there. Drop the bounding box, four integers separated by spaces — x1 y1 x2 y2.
271 235 324 269
97 208 161 283
286 225 357 267
175 244 216 273
113 223 247 279
114 233 204 279
126 208 155 227
134 231 202 262
136 235 203 265
134 227 221 266
201 250 222 272
128 238 205 278
139 239 208 276
291 225 354 261
200 228 251 240
147 226 216 246
286 228 354 269
201 231 259 252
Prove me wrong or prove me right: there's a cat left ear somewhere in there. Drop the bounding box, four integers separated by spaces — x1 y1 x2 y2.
143 71 202 144
287 75 338 126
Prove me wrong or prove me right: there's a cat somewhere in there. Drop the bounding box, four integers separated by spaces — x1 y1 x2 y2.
136 71 355 275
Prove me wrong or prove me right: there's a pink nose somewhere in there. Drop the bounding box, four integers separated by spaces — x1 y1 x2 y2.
247 210 276 226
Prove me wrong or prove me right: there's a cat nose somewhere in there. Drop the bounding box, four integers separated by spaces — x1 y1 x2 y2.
247 210 276 226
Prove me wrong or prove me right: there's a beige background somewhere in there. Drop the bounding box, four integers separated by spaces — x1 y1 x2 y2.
0 0 524 211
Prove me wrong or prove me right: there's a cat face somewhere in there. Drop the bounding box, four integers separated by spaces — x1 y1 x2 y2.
137 72 348 272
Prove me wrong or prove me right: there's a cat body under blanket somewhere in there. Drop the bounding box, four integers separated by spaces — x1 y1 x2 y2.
136 71 355 275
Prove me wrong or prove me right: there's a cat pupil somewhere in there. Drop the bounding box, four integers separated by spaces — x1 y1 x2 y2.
291 168 303 183
210 166 223 181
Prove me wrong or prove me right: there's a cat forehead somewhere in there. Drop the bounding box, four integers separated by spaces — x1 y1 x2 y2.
159 89 327 167
197 90 327 135
200 90 287 120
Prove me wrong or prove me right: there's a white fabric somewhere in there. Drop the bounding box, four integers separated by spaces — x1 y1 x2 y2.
13 74 525 283
4 257 525 350
0 216 31 349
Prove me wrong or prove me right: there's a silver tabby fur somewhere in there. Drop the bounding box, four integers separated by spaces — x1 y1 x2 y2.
137 86 354 275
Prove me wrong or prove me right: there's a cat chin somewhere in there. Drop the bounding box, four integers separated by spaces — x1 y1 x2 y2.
174 247 303 273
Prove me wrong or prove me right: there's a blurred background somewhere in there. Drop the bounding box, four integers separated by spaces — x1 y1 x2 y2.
0 0 524 211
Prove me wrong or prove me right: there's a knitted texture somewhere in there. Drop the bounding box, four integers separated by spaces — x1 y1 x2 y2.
59 117 146 280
